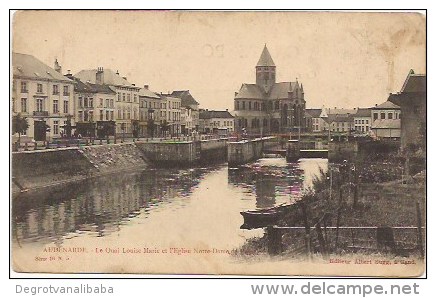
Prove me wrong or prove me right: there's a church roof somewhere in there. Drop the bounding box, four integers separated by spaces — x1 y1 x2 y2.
235 84 264 99
235 82 299 100
256 45 275 67
269 82 298 99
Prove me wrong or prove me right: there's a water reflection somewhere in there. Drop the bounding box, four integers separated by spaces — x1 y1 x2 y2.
12 158 328 251
12 167 210 245
228 158 307 209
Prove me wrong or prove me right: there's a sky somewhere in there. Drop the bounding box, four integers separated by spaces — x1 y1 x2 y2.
12 11 426 110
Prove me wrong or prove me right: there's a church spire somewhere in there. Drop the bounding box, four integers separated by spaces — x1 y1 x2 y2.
256 44 275 67
256 45 276 93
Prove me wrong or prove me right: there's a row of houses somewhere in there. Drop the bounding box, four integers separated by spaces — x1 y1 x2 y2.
306 101 402 139
12 52 235 140
305 69 426 150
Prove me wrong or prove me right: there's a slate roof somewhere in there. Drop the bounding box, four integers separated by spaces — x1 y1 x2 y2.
171 90 199 107
326 108 357 115
305 109 322 118
326 114 354 124
139 87 161 99
373 101 400 110
12 52 73 83
354 108 372 117
401 70 426 93
257 45 275 67
65 75 116 94
235 82 299 100
372 119 401 129
74 68 137 88
199 110 234 119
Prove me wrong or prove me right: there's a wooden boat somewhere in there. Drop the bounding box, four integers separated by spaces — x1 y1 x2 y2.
240 204 290 229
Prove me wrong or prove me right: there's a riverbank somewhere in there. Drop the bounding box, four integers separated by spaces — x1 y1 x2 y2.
11 143 148 196
234 157 426 260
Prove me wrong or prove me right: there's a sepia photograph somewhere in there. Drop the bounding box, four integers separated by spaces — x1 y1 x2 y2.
10 10 426 276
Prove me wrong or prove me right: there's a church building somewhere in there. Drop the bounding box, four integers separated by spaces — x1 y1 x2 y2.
233 45 306 135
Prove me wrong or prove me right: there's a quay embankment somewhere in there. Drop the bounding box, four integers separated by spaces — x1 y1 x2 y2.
12 142 148 195
12 138 230 194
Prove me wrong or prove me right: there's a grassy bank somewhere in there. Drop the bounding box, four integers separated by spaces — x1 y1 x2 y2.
234 155 426 259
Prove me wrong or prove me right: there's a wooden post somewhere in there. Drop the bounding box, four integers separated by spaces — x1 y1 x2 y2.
323 215 329 253
301 203 312 259
305 233 312 261
266 226 282 256
353 183 358 209
416 201 424 258
316 221 328 259
335 188 343 249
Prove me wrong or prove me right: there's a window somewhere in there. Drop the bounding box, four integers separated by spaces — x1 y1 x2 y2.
36 98 44 111
37 84 43 93
21 82 28 93
134 94 137 103
89 98 93 108
110 111 114 120
366 120 369 124
118 110 121 119
63 86 69 96
127 94 131 102
275 101 279 110
100 110 104 121
63 100 69 113
100 98 104 107
381 112 386 119
21 98 27 112
123 93 126 101
373 113 378 121
117 93 121 101
53 121 59 135
78 111 83 121
53 100 59 113
248 102 252 110
53 85 59 95
242 101 246 110
388 113 393 119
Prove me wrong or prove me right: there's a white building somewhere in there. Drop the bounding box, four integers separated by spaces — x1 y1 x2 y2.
75 68 141 137
199 109 234 134
12 53 75 141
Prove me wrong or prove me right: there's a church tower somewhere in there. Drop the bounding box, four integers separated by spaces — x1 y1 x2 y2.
256 45 276 93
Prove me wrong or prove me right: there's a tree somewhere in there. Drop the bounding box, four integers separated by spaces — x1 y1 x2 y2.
160 120 170 137
147 119 155 138
12 113 29 144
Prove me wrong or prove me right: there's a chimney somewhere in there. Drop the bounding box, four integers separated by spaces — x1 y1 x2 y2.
144 84 149 90
96 67 104 84
67 69 71 75
375 104 378 107
132 84 135 86
234 92 238 97
54 58 62 74
226 109 228 111
116 70 119 75
122 76 127 80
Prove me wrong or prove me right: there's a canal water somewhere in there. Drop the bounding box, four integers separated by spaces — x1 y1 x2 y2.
12 158 327 274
